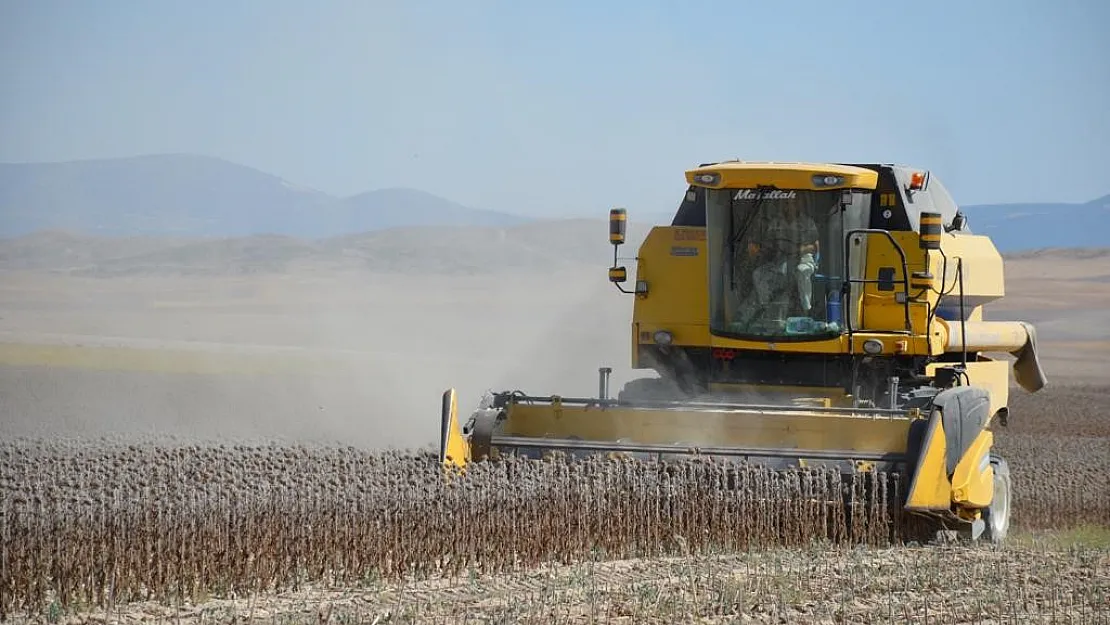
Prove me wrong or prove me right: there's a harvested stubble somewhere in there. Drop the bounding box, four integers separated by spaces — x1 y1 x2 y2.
10 545 1110 624
2 438 912 618
992 384 1110 531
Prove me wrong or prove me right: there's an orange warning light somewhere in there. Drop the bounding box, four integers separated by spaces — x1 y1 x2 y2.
909 171 926 190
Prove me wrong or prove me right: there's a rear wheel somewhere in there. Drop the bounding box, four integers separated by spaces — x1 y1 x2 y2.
983 457 1012 543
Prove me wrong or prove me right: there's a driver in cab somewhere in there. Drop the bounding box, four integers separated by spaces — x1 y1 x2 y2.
748 200 819 313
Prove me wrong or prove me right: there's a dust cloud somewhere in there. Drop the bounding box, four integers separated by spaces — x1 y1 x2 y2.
0 266 641 450
2 246 1106 449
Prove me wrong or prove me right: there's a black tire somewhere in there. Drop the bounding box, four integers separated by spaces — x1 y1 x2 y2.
983 457 1012 543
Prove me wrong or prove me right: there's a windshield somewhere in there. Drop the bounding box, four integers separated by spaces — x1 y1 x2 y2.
705 188 858 340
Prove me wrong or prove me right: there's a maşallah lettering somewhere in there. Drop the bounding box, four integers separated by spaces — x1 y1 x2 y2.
734 189 798 200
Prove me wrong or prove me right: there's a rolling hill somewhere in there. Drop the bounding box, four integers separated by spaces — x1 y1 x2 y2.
0 154 527 238
962 195 1110 252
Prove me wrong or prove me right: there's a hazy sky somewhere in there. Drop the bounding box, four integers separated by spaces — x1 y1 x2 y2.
2 1 1107 217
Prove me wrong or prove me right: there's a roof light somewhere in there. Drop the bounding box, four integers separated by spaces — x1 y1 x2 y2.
693 172 721 186
909 171 927 191
813 174 844 187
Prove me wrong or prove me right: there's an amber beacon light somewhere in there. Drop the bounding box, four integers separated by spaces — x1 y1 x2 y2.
609 208 627 245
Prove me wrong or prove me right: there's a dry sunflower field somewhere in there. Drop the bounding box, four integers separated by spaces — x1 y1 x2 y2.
2 384 1109 624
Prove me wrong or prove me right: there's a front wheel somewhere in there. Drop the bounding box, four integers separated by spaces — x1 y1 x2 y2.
983 457 1012 543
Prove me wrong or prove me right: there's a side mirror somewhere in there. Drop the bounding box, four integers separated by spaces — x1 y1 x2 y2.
919 211 942 250
609 208 626 246
947 211 967 232
608 266 627 284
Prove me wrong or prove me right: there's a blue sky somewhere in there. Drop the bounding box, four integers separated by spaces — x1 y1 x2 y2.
1 1 1107 217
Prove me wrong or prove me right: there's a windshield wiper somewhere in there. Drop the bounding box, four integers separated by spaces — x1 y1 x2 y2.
728 186 772 289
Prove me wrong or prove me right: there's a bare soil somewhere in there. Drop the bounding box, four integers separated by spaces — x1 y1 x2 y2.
11 546 1110 624
0 267 634 447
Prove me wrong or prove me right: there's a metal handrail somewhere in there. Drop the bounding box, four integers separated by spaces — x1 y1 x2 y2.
490 435 909 463
503 393 909 416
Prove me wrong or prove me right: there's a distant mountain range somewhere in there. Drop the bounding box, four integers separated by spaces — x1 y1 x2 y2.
0 154 1105 253
961 197 1110 252
0 154 528 238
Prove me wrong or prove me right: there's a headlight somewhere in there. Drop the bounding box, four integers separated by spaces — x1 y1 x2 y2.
813 174 844 187
653 330 674 346
692 172 721 186
863 339 883 355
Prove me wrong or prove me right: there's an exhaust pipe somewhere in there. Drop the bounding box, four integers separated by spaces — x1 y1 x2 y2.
598 367 612 400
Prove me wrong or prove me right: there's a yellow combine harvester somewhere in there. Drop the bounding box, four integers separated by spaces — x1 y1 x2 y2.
439 161 1046 543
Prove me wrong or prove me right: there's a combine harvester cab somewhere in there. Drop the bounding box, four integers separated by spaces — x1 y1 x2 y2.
440 161 1046 544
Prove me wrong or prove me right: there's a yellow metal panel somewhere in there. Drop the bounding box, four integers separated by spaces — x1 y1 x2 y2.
630 321 640 368
905 413 952 511
631 226 709 365
706 332 933 357
504 404 911 454
637 323 711 347
937 233 1006 304
710 333 843 354
685 162 879 190
440 388 470 469
950 429 994 509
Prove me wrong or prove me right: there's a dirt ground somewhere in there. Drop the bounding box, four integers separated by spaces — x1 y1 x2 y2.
1 249 1108 624
0 266 635 447
12 544 1109 624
